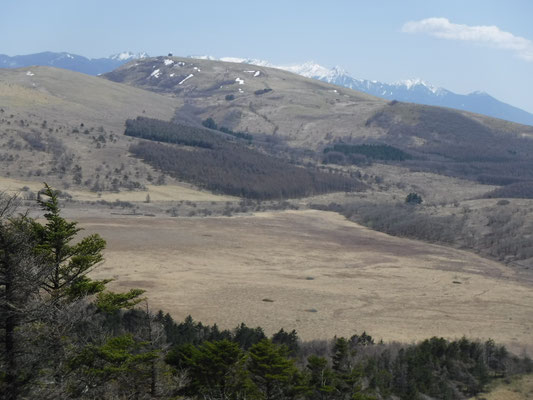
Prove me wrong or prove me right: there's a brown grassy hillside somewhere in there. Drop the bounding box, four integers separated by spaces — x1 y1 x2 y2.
0 66 181 191
104 57 533 187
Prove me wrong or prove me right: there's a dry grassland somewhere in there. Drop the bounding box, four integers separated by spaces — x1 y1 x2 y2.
0 67 178 132
84 210 533 354
0 176 235 203
470 374 533 400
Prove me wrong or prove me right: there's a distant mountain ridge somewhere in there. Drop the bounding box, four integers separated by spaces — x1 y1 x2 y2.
0 51 148 76
1 51 532 126
192 57 533 126
297 64 533 127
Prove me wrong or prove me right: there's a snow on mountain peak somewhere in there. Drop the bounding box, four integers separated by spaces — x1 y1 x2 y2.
189 55 218 61
109 51 149 61
278 61 340 80
185 56 347 81
394 78 443 94
469 90 489 97
183 55 453 98
110 52 135 61
220 57 271 66
331 65 348 76
272 62 355 83
395 78 428 89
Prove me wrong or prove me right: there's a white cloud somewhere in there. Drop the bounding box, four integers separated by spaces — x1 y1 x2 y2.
402 17 533 62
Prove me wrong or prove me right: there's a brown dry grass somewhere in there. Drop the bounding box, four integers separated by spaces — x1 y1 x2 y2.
84 209 533 353
0 67 178 132
0 173 235 203
470 374 533 400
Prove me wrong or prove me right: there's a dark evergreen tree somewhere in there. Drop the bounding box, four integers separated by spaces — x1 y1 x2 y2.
405 192 423 205
247 339 302 400
0 195 48 400
306 355 336 400
170 339 254 399
32 184 108 303
234 323 266 350
272 328 299 355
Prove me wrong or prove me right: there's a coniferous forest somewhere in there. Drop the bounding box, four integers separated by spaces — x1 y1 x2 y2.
1 186 531 399
126 117 364 199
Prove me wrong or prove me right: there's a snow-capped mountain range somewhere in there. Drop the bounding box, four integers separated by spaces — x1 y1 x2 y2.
0 51 148 76
1 51 532 126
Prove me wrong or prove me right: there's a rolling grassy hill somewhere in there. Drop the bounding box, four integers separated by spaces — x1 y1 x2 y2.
0 66 365 198
104 57 533 186
0 66 182 192
3 59 533 198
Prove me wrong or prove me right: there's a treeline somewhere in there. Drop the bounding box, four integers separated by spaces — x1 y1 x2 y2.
127 117 364 199
130 141 362 199
324 144 413 162
202 117 253 141
2 189 531 399
153 313 532 400
311 201 533 263
313 202 462 244
81 309 532 400
406 159 533 187
483 181 533 199
125 116 219 148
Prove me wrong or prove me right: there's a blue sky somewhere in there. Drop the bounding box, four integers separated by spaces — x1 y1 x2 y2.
2 0 532 113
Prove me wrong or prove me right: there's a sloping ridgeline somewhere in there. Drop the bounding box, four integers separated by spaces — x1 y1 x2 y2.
366 102 533 186
127 117 364 199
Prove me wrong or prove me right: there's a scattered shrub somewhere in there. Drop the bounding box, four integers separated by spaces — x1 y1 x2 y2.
405 192 423 204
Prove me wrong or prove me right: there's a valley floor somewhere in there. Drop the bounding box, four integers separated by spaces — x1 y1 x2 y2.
84 209 533 354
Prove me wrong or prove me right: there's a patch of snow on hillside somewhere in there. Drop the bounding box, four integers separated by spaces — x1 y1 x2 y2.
254 71 261 77
238 88 244 93
164 59 175 66
26 71 35 76
177 62 185 66
179 74 194 85
235 77 244 85
193 67 201 71
150 69 161 78
170 73 175 77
